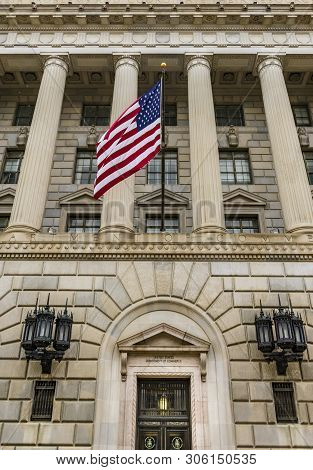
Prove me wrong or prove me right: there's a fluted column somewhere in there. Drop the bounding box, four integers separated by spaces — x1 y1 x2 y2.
100 55 139 235
7 55 68 232
186 55 225 233
258 55 313 233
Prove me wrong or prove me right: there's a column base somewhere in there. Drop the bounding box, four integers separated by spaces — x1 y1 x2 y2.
193 224 226 234
5 224 39 234
98 224 135 242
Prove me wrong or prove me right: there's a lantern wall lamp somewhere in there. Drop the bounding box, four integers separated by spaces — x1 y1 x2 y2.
255 296 307 375
21 294 73 374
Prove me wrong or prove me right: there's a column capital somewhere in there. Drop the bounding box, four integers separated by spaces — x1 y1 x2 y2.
42 54 69 73
256 54 284 74
185 54 213 73
113 54 140 72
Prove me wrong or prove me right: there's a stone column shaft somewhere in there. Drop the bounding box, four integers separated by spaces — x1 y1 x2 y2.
258 56 313 233
187 56 225 233
8 56 68 232
100 55 139 234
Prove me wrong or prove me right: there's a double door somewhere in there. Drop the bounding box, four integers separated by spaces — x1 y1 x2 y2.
136 378 191 450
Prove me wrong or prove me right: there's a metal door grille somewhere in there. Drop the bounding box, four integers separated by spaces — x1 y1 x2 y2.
31 381 56 421
138 379 189 418
272 382 298 423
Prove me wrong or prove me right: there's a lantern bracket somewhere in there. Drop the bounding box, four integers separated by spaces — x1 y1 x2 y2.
264 351 304 376
24 348 64 374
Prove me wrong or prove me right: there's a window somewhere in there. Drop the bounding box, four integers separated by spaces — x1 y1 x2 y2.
225 215 260 234
147 150 178 185
31 381 56 421
303 152 313 184
81 105 111 126
14 104 35 126
165 104 177 126
292 105 311 126
219 151 252 184
145 214 180 233
0 215 9 231
74 151 97 184
272 382 298 423
0 150 23 184
215 105 244 126
67 214 100 233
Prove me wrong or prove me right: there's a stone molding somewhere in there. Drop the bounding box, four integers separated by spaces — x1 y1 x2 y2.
43 55 69 73
113 54 141 72
185 54 213 72
257 54 284 74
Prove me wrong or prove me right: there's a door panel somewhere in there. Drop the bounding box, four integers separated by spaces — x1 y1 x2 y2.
138 428 161 450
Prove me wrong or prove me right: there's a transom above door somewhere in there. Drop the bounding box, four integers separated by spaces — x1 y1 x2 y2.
136 378 191 450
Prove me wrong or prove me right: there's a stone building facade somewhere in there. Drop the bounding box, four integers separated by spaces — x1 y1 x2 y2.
1 0 313 450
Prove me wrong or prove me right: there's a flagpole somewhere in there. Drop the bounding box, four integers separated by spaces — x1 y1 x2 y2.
160 62 167 232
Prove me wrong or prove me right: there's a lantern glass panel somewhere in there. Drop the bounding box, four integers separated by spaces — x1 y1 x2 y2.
275 314 295 349
292 318 307 353
34 313 54 347
255 316 274 353
54 316 72 351
22 316 36 351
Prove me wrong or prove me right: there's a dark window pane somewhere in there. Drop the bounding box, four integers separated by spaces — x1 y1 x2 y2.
292 105 311 126
272 382 298 423
303 152 313 185
225 215 259 234
0 151 23 184
74 151 97 184
82 105 111 126
219 151 251 184
215 105 244 126
145 215 180 233
165 104 177 126
147 151 178 185
14 104 35 126
31 381 56 421
67 214 100 233
0 215 9 231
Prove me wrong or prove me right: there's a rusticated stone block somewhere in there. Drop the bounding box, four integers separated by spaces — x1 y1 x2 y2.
1 423 39 445
44 261 77 275
79 381 96 400
232 382 249 401
4 261 43 275
0 380 10 399
224 325 246 346
211 262 249 276
22 276 58 291
234 402 267 423
0 401 21 421
216 308 241 332
59 276 93 291
62 402 95 422
254 425 291 447
250 262 284 277
75 424 93 446
290 427 313 447
234 277 268 291
39 424 75 445
230 362 261 381
78 261 116 276
55 381 79 400
67 361 97 379
235 425 254 447
249 381 273 401
295 383 313 402
0 360 27 378
9 380 33 400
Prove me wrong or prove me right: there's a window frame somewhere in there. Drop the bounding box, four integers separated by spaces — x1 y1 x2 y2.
81 104 111 127
145 213 180 233
0 214 9 232
219 149 252 185
13 104 35 127
67 213 101 234
146 149 178 185
224 214 260 234
73 150 97 185
272 382 298 424
31 380 56 422
215 104 245 127
292 104 311 127
0 149 24 185
164 103 177 126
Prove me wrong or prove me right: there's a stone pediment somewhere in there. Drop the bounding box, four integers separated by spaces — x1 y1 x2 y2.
136 189 189 207
223 188 267 207
59 187 101 206
0 188 15 206
118 323 210 382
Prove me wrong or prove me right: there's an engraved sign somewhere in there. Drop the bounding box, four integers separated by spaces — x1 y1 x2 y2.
145 436 156 450
145 355 182 364
171 436 183 450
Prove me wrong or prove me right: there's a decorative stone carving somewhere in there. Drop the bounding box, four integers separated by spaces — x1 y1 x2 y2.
227 126 239 147
298 127 309 147
16 127 28 147
86 125 98 147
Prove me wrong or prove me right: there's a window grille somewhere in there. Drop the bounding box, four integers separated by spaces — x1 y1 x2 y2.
81 105 111 126
164 104 177 126
0 215 9 232
303 152 313 185
31 381 56 421
14 104 35 126
225 215 260 234
67 214 101 233
219 151 252 184
0 150 24 184
145 215 180 233
147 150 178 185
272 382 298 423
292 105 311 127
74 151 97 184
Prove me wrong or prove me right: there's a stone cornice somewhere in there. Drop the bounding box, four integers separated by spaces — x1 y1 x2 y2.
1 232 313 261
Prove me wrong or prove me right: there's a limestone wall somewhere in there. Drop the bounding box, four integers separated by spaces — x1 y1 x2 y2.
1 259 313 448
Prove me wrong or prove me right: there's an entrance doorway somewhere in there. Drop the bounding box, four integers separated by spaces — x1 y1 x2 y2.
136 378 191 450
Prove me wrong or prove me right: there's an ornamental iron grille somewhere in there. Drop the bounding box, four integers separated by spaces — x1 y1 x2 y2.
31 381 56 421
136 379 191 450
272 382 298 423
255 296 307 375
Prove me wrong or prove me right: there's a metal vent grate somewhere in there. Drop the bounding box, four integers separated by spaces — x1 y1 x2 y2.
31 381 56 421
272 382 298 423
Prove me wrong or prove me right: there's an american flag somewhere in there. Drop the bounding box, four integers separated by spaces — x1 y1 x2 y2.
94 81 161 199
